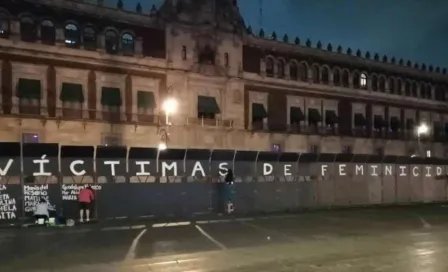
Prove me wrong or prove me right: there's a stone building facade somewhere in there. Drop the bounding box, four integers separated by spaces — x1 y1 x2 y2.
0 0 447 156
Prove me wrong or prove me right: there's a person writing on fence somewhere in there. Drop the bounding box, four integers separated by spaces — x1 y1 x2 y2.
78 186 95 223
225 169 234 184
34 198 52 223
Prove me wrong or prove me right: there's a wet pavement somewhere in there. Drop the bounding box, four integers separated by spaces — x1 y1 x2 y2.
2 206 448 271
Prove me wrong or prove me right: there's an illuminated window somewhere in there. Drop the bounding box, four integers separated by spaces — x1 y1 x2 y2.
121 33 134 55
272 144 281 152
64 23 79 47
426 150 431 158
22 133 39 143
360 73 367 87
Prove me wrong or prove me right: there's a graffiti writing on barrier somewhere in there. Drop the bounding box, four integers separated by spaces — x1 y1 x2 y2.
0 185 17 220
321 164 447 177
61 184 102 201
23 184 49 213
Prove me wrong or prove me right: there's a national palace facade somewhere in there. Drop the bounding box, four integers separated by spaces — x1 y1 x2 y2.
0 0 447 156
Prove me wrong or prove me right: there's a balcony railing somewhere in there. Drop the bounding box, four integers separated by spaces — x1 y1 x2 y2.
2 105 447 142
0 105 239 129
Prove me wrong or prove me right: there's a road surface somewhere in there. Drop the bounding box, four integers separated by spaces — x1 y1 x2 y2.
2 206 448 271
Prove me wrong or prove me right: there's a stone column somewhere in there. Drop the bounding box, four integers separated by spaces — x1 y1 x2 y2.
55 27 64 46
10 20 20 41
260 59 266 77
135 37 143 57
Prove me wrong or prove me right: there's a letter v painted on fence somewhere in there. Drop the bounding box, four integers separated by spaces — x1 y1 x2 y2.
0 159 13 176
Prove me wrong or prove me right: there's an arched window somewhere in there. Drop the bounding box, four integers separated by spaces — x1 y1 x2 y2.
105 30 118 54
224 53 229 67
64 23 79 48
371 75 378 91
389 78 395 94
83 27 97 50
412 82 418 97
298 63 308 81
321 66 329 84
289 62 298 80
20 17 36 42
342 70 349 87
121 33 134 55
0 13 9 38
404 81 411 96
352 72 360 89
40 20 55 45
360 73 367 88
265 57 274 77
333 69 341 86
277 59 285 78
312 65 320 83
378 77 385 92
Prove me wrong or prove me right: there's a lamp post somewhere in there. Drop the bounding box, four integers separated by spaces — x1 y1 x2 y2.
157 86 178 151
415 123 429 157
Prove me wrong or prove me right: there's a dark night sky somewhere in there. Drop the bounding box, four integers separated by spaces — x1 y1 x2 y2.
103 0 448 68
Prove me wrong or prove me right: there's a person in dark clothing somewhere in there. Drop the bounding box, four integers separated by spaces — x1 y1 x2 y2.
225 169 234 184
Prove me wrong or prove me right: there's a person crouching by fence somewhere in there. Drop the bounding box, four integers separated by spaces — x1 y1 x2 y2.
79 186 95 223
34 198 50 224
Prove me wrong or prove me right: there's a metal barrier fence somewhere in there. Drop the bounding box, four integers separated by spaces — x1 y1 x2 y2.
0 142 447 222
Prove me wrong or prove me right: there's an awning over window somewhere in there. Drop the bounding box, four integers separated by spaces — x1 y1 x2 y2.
406 119 414 130
137 91 155 109
325 110 338 124
60 83 84 102
308 108 321 123
197 96 220 114
390 116 400 130
290 107 304 122
17 78 41 99
374 115 385 128
252 103 267 119
101 87 122 106
354 113 366 127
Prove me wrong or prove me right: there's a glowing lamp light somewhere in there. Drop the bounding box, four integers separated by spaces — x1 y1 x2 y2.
162 98 178 115
417 123 429 135
158 142 167 151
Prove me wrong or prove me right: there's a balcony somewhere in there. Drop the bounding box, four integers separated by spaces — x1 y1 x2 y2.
0 105 238 129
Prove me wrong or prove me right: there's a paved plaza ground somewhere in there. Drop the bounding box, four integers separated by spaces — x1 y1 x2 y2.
2 205 448 271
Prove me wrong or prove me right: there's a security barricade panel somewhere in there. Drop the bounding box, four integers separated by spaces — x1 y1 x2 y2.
255 151 279 182
23 143 59 184
60 145 95 183
96 146 127 183
158 149 185 183
185 149 211 182
60 145 95 219
128 147 158 183
210 149 234 181
277 152 299 182
315 153 336 206
0 143 21 222
409 156 425 203
1 142 448 222
424 157 446 202
234 151 257 182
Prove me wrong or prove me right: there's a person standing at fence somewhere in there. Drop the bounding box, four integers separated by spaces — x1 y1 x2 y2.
224 169 235 214
78 186 95 223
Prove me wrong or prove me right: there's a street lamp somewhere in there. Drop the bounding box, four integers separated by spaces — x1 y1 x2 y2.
417 123 429 137
157 87 178 150
415 123 429 157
